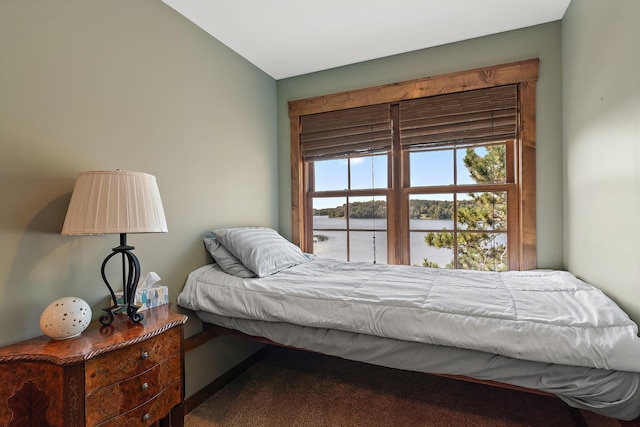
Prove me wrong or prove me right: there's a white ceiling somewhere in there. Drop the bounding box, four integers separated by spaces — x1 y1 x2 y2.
161 0 571 80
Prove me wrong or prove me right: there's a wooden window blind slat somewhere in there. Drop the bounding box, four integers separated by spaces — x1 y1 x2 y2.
400 85 518 151
300 104 392 161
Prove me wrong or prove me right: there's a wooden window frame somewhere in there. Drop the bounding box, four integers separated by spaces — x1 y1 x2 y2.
289 59 538 270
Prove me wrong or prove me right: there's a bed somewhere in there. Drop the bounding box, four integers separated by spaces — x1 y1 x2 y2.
177 227 640 421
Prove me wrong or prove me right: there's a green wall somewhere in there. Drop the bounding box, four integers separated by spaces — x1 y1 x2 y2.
563 0 640 321
277 22 564 270
0 1 277 397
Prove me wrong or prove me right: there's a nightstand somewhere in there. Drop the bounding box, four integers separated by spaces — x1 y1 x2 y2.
0 304 187 426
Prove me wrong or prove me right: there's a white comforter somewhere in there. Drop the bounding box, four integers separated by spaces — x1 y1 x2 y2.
178 258 640 372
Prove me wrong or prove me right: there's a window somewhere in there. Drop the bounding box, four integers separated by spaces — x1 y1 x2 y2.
311 157 389 263
290 60 538 271
299 104 391 263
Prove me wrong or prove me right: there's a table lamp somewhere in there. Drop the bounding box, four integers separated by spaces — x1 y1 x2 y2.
62 170 168 325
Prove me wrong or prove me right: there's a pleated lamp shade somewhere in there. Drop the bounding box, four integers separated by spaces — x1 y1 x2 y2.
62 170 168 235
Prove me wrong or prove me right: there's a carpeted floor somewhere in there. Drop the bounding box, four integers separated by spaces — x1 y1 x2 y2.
185 347 585 427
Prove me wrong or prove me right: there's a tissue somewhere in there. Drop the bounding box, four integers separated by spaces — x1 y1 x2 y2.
138 272 161 289
113 272 169 311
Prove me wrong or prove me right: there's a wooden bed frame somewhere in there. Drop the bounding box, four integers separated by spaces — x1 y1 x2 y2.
196 322 640 427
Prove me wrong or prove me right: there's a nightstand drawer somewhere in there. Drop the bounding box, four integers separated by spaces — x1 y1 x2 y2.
85 326 181 393
86 353 181 426
94 379 182 427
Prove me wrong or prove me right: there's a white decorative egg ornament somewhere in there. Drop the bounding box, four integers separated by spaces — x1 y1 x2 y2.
40 297 92 340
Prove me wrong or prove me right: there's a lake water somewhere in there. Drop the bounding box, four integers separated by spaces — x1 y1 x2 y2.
312 216 455 266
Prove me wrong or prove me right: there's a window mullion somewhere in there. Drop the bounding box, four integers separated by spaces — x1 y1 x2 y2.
389 103 404 264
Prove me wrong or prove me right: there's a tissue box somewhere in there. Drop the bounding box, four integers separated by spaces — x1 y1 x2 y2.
113 285 169 311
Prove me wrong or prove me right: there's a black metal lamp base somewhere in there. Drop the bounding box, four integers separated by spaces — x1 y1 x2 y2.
99 233 144 326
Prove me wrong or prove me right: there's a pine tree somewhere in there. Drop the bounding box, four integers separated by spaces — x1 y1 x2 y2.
423 145 508 271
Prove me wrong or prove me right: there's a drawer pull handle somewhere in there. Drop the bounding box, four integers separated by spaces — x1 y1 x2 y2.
141 382 149 390
142 413 150 422
141 351 149 360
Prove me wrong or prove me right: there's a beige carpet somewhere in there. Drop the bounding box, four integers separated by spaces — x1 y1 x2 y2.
185 347 585 427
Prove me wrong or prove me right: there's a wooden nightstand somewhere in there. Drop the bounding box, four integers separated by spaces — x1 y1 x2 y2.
0 304 187 426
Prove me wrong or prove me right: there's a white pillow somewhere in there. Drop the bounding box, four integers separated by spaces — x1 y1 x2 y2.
213 227 309 277
203 237 256 278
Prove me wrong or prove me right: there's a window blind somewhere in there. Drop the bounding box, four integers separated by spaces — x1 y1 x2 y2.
300 104 392 161
399 85 518 151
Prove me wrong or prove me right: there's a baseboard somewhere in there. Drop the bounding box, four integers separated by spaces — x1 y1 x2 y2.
184 345 274 414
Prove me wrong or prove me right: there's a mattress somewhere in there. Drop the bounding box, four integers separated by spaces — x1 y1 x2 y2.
177 259 640 372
